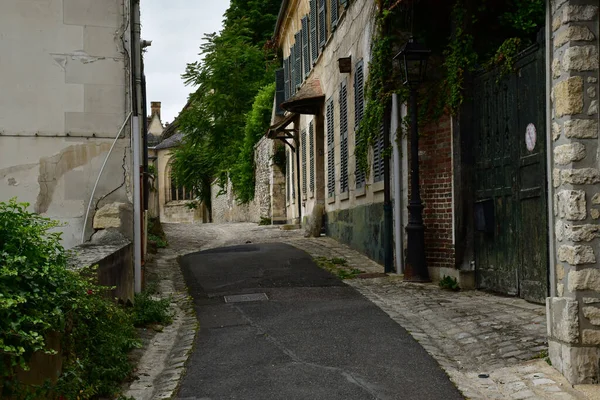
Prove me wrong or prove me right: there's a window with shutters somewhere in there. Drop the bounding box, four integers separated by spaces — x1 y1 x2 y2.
290 147 295 201
318 0 327 49
354 59 366 189
302 16 310 79
339 79 349 193
330 0 339 30
286 149 290 203
294 32 302 91
275 69 285 115
373 123 385 183
289 47 296 96
326 98 335 198
301 128 307 196
310 0 319 65
309 121 315 194
283 58 290 101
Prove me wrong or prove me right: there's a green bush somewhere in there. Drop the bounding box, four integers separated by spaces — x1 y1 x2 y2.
132 285 173 327
0 199 140 399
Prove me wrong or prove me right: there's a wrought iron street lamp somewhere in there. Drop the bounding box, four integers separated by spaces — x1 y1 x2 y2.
394 37 431 282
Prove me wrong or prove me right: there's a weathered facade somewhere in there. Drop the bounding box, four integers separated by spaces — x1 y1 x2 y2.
0 0 145 250
271 0 395 262
211 136 281 224
546 0 600 384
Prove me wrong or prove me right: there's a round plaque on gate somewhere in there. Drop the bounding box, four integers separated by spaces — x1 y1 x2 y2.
525 123 536 152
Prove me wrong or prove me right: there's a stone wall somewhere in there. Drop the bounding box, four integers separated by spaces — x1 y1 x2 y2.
547 0 600 384
211 137 275 223
0 0 134 249
324 202 385 265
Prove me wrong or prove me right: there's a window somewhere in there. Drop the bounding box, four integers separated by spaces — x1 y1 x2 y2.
310 0 319 65
318 0 327 49
354 59 366 188
167 165 193 202
302 16 310 79
331 0 339 29
302 128 307 196
309 121 315 193
326 98 335 198
275 68 285 115
373 123 385 183
339 79 349 193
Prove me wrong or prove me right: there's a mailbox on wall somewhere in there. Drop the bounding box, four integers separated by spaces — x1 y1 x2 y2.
474 199 495 235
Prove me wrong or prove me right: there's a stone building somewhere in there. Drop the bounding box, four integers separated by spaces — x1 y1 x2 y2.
0 0 146 249
266 0 600 384
147 101 165 147
546 0 600 385
150 132 208 224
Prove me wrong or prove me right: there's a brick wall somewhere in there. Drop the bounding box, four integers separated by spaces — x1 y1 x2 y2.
415 115 455 269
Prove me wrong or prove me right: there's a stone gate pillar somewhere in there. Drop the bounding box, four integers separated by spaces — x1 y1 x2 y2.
547 0 600 384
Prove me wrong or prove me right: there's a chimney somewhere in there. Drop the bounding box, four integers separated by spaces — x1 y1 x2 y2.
151 101 161 120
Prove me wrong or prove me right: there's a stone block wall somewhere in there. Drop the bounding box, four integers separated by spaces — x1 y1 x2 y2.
548 0 600 384
325 203 385 264
211 137 275 223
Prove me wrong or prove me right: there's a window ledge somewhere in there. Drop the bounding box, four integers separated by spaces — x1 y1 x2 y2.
372 181 385 193
355 186 366 198
309 191 315 199
339 191 349 201
327 195 336 204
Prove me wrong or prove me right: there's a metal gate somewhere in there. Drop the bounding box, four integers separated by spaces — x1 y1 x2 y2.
472 38 548 303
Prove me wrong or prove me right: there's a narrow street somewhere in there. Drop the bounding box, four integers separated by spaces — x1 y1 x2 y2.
128 223 595 400
176 239 463 399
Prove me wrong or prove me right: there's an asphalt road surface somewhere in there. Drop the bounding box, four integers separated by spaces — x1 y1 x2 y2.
177 243 463 400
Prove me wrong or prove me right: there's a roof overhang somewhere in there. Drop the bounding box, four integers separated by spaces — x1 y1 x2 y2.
281 79 325 115
267 112 297 139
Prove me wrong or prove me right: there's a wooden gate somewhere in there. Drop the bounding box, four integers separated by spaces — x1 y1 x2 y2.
472 38 548 303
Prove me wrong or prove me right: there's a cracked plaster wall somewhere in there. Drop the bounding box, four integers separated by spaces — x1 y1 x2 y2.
0 0 132 249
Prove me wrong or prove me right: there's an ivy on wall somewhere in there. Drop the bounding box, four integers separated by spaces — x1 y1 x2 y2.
354 0 545 176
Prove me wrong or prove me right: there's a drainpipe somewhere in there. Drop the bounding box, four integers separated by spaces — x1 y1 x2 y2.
130 0 142 293
545 0 555 297
392 93 404 274
295 130 302 224
383 99 393 273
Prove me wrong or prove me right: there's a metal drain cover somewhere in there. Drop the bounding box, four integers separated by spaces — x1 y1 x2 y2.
224 293 268 303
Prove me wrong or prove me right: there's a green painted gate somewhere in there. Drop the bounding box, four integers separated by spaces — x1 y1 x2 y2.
472 39 548 303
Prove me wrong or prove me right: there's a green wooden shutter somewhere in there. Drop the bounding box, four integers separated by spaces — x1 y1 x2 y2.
318 0 327 49
302 128 307 195
373 123 385 182
289 47 296 96
286 150 290 202
339 79 349 193
326 98 335 198
283 58 290 101
310 0 319 65
354 60 366 188
302 16 310 79
294 32 302 90
290 149 295 199
275 68 285 116
331 0 339 30
309 121 315 193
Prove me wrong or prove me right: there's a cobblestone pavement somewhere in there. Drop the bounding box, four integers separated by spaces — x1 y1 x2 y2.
147 223 598 400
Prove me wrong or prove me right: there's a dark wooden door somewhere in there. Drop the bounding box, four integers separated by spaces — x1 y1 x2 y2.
472 40 548 303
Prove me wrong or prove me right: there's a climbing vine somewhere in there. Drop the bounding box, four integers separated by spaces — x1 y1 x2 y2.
354 0 545 177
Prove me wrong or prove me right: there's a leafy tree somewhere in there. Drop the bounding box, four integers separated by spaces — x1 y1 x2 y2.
230 83 276 203
171 0 280 206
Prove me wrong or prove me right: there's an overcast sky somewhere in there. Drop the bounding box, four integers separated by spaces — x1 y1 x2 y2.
141 1 230 124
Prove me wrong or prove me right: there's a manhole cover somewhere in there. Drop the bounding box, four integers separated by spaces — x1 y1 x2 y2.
224 293 268 303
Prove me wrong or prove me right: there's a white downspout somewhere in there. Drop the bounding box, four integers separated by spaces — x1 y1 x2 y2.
132 116 142 293
392 93 404 274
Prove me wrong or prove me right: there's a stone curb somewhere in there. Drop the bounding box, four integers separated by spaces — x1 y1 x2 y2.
150 256 198 400
123 251 199 400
